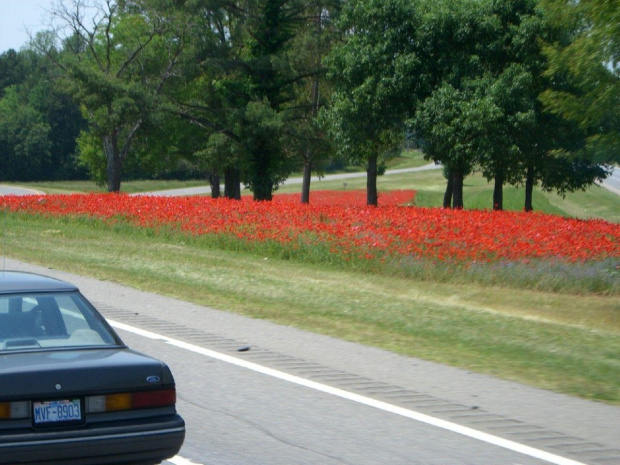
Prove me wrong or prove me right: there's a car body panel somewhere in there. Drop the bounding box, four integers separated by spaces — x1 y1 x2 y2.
0 272 78 294
0 414 185 465
0 348 172 398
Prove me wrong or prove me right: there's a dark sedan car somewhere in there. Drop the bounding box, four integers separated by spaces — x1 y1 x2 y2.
0 271 185 465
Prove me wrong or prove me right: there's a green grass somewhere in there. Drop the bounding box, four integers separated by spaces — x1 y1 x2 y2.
385 149 430 169
2 211 619 404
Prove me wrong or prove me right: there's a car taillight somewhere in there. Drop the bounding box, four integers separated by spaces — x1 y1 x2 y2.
86 388 176 413
0 401 30 420
132 389 176 409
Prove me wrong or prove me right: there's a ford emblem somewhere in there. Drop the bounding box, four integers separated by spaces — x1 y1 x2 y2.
146 376 160 383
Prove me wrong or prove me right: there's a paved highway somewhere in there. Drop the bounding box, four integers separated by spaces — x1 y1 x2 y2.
600 166 620 194
6 258 620 465
0 186 43 195
132 164 443 197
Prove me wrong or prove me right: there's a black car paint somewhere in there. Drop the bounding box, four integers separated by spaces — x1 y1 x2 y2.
0 271 186 465
0 348 174 398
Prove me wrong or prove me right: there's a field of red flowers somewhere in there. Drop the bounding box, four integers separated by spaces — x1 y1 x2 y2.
1 190 619 263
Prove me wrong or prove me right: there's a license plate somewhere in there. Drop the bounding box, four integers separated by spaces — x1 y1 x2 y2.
33 399 82 425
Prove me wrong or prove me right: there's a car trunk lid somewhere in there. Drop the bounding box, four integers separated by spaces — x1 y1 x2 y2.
0 348 169 399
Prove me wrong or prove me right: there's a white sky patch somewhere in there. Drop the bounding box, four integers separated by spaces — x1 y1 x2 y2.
0 0 52 52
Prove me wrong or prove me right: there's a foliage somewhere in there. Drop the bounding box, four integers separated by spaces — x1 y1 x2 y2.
38 0 187 191
168 0 336 200
411 0 605 210
324 0 421 205
414 80 490 182
0 50 27 99
1 0 616 211
540 0 620 164
0 86 51 181
0 49 86 181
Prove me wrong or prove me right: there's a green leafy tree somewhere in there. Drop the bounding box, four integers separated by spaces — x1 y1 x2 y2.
540 0 619 164
166 0 250 199
38 0 186 191
0 47 86 181
413 0 605 211
26 47 88 180
411 0 488 208
415 81 495 209
170 0 330 201
0 50 27 99
288 2 340 204
325 0 422 206
0 87 51 181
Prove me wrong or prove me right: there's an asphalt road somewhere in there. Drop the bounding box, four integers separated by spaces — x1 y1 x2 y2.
0 186 43 195
5 258 620 465
132 164 443 197
600 166 620 195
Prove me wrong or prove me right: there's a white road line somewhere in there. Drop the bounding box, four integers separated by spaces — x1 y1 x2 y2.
168 456 202 465
109 319 588 465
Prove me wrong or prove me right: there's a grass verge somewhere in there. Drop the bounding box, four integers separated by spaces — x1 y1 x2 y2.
2 212 619 404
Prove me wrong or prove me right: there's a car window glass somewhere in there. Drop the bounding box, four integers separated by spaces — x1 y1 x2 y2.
0 292 119 351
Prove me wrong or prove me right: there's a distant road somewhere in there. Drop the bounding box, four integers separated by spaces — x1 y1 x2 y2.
600 166 620 195
0 186 43 196
133 163 442 197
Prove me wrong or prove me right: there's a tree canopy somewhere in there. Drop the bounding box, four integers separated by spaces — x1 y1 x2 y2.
324 0 422 206
0 0 615 209
540 0 619 164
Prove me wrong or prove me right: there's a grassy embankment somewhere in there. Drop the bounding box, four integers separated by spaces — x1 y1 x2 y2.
3 150 619 404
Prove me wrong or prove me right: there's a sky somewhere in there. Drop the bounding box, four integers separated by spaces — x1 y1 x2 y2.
0 0 55 53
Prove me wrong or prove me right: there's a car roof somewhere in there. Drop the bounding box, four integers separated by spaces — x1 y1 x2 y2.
0 271 78 294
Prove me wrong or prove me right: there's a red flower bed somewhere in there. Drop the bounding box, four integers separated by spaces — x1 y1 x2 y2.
272 189 416 206
1 190 619 263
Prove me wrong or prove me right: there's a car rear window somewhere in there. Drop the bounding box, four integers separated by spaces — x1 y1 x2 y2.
0 292 119 351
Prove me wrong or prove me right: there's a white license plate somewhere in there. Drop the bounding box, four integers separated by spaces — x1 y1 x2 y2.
33 399 82 424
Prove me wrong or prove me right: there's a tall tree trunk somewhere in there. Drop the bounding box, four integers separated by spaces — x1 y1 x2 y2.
493 171 504 210
104 135 122 192
250 150 273 201
300 17 322 205
208 172 220 199
252 179 273 201
224 167 241 200
452 170 464 209
103 119 140 193
367 154 378 206
301 159 312 204
443 173 453 208
524 166 534 212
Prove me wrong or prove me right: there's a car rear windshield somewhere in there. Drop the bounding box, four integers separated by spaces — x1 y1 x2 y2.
0 292 119 351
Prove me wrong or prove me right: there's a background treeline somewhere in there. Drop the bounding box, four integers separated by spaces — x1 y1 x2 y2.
0 0 617 209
